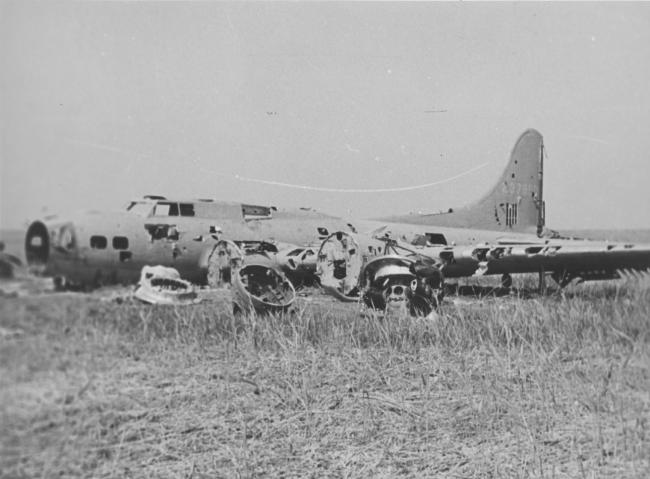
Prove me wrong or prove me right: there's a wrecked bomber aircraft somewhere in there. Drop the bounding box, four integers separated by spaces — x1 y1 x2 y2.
22 129 650 309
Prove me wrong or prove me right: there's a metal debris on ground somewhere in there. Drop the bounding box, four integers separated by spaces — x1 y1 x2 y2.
134 265 200 305
231 263 296 315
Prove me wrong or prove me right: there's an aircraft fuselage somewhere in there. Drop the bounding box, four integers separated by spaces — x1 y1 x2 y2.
24 197 539 286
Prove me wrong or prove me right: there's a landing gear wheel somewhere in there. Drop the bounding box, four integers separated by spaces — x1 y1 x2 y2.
501 273 512 289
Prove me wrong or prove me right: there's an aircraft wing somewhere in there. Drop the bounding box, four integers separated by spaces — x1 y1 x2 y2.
315 230 650 306
430 240 650 285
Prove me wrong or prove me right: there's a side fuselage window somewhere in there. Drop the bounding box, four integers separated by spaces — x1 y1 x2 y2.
90 235 107 249
425 233 448 246
112 236 129 250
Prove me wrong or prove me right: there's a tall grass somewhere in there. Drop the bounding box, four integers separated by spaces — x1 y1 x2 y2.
33 280 645 356
1 279 649 478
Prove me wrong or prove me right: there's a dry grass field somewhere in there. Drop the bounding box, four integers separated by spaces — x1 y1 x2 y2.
1 276 649 478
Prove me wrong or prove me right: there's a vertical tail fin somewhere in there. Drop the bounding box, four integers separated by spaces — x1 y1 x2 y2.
379 129 545 234
483 128 545 234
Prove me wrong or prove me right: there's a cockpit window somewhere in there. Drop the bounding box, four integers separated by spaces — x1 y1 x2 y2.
179 203 195 217
154 202 179 216
126 202 154 217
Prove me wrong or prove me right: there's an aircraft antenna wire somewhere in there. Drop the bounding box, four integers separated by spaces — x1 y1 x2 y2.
232 162 489 193
64 137 489 194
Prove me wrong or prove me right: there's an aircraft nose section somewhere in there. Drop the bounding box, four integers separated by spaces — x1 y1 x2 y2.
25 219 78 273
25 220 50 270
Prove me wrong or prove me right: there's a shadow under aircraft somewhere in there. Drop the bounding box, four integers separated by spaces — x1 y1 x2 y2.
23 129 650 293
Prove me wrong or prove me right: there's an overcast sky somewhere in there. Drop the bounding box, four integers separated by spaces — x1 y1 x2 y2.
1 1 649 230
